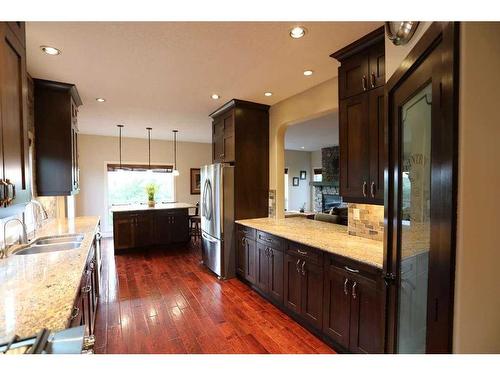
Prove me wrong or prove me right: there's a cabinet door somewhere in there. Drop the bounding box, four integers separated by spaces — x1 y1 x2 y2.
368 43 385 90
171 211 189 243
284 254 302 315
0 24 30 206
339 93 370 202
236 232 246 277
301 260 324 330
255 242 269 293
323 265 351 349
222 111 235 162
368 86 385 203
349 273 384 354
268 248 284 305
6 22 25 46
134 213 153 247
113 215 135 250
154 211 173 244
338 53 369 99
212 119 224 162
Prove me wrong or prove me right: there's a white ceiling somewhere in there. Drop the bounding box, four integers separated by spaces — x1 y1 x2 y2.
285 112 338 151
26 22 381 143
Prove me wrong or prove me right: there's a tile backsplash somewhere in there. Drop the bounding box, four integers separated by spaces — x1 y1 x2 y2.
348 203 384 242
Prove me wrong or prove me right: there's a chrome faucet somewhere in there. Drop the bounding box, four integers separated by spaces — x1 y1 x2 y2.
26 200 49 236
1 218 28 258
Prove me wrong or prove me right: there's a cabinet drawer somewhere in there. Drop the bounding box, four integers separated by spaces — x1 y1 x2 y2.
256 230 283 250
287 242 323 265
326 253 381 282
238 225 256 240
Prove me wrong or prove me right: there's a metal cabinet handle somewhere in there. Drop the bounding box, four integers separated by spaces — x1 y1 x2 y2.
269 248 273 258
371 72 376 88
362 75 367 91
362 181 367 197
370 181 376 198
70 306 80 320
344 266 359 274
241 237 246 246
265 247 269 257
296 259 301 274
344 278 349 295
301 260 306 276
352 281 357 299
82 285 92 293
297 249 307 256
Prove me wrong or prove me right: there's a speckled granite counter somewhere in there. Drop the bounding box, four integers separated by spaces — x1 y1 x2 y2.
0 216 100 343
235 217 384 269
110 202 195 213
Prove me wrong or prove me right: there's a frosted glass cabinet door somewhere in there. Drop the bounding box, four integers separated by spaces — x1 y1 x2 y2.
397 83 432 354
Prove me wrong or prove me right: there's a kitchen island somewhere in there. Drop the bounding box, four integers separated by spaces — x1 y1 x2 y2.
234 216 385 353
0 216 101 344
111 202 195 251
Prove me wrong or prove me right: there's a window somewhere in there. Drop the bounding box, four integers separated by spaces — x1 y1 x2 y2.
284 168 289 211
106 164 175 229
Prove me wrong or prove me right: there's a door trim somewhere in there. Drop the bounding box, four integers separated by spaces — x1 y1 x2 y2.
383 22 459 353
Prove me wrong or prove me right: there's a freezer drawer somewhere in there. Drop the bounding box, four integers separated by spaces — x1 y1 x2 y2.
201 231 222 277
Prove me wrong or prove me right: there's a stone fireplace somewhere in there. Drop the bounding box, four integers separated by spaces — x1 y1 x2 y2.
312 146 342 212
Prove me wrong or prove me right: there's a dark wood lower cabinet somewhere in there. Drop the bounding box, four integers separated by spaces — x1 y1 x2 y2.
237 224 385 354
69 239 99 337
113 208 190 251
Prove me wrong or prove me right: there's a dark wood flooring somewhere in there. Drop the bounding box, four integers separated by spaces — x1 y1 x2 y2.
94 238 336 354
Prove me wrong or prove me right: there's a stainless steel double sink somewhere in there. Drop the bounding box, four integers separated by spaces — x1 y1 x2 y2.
13 234 85 256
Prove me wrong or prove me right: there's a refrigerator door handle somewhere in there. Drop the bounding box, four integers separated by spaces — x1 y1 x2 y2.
202 232 218 243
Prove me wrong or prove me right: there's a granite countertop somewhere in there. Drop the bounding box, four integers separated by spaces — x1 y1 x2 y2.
110 202 195 213
235 217 384 269
0 216 100 343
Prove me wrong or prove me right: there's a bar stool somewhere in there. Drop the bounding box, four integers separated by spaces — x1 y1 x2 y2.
189 202 201 243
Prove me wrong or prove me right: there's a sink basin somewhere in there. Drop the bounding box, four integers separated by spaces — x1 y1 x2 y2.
34 234 84 246
14 242 82 255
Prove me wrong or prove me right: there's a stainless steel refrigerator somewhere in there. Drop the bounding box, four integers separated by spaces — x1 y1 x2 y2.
200 163 235 279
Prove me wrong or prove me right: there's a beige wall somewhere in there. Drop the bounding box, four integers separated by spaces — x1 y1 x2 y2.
284 150 312 211
76 134 211 233
269 78 338 218
452 22 500 354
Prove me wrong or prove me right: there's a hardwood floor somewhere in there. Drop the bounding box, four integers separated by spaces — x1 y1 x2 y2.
94 238 336 354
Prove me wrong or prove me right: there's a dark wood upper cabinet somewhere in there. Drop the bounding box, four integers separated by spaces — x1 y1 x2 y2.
34 78 82 196
331 26 386 205
209 99 269 220
6 22 25 47
0 22 31 212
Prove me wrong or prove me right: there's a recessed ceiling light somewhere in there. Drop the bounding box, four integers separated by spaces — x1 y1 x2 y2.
40 45 61 55
301 146 305 149
96 98 106 103
264 92 273 97
289 26 306 39
303 70 314 76
211 94 220 100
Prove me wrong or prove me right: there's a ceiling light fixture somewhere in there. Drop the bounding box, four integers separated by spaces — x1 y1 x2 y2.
172 130 180 176
264 92 273 97
96 98 106 102
211 94 220 100
116 125 124 171
303 70 313 76
40 45 61 55
289 26 306 39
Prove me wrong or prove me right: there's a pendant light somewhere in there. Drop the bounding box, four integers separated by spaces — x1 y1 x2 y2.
172 129 179 176
116 124 124 172
146 127 152 172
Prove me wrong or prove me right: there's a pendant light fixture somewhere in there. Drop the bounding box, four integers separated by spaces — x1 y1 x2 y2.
172 129 179 176
146 127 152 172
116 124 124 171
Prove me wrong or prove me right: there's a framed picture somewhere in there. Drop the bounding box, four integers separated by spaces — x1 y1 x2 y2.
300 170 307 180
190 168 201 194
292 177 299 187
